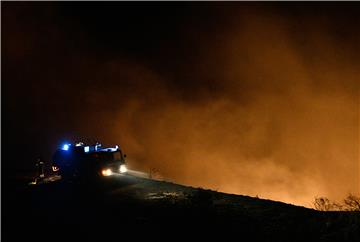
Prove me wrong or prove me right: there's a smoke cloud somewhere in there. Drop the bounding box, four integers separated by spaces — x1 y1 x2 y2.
3 3 359 206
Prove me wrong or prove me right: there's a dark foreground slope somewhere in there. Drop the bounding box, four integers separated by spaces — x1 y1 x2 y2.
3 174 359 242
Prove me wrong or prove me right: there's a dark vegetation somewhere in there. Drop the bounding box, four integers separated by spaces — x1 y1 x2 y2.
314 194 360 211
3 175 360 242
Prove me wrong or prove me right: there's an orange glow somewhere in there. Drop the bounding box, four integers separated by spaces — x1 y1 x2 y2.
106 9 359 207
5 5 358 208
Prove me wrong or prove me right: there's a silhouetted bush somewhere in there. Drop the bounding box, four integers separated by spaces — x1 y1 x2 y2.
343 194 360 211
313 197 342 211
313 194 360 211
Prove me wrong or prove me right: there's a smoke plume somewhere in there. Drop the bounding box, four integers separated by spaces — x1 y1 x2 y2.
3 3 359 206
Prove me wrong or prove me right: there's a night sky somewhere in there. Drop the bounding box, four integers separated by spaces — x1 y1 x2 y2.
3 2 359 206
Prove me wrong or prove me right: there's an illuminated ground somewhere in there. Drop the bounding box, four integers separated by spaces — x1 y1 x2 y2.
3 173 359 242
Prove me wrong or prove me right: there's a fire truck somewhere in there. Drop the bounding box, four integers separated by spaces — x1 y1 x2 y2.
51 142 127 180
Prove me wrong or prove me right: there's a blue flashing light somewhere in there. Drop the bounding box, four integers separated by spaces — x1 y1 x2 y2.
106 148 117 152
62 144 70 151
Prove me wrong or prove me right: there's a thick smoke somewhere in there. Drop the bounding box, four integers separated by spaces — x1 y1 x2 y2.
3 4 359 206
106 7 359 207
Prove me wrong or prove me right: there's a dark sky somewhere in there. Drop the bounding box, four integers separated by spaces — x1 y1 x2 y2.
3 2 359 206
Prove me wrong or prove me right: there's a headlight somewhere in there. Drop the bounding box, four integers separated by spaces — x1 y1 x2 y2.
101 169 112 176
119 164 127 173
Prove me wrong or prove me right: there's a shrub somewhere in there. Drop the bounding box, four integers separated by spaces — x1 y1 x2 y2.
343 194 360 211
313 197 342 211
313 194 360 211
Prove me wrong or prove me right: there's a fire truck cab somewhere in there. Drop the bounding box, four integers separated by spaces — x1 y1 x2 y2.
52 142 127 180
